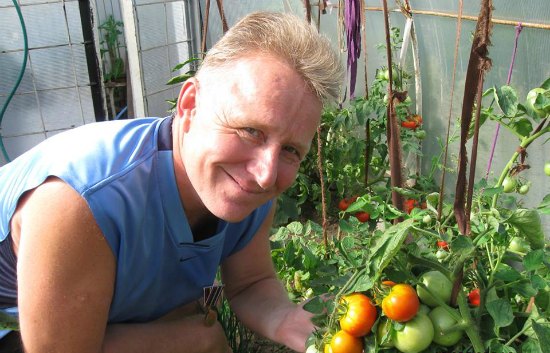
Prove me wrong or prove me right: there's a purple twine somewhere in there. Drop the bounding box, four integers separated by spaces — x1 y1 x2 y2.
485 22 523 178
344 0 361 100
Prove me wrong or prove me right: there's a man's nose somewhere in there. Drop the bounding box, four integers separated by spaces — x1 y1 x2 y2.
250 147 278 191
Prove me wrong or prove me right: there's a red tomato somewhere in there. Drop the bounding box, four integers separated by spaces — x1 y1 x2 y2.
338 196 358 211
401 120 417 130
404 199 418 214
329 330 363 353
382 283 420 322
468 288 480 307
437 240 449 251
339 293 377 337
354 211 370 223
382 280 396 287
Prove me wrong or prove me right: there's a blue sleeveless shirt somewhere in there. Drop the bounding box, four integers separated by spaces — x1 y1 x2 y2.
0 117 272 322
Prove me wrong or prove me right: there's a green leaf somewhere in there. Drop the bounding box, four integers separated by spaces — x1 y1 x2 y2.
338 219 354 233
524 250 545 271
532 321 550 353
510 280 538 298
171 57 201 72
507 209 545 249
538 194 550 215
521 338 543 353
352 272 375 292
541 77 550 90
486 298 514 327
303 295 329 314
368 219 413 280
287 221 304 235
494 263 522 282
495 85 519 118
509 117 534 137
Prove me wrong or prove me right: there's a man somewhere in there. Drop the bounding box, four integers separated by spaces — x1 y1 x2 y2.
0 11 343 352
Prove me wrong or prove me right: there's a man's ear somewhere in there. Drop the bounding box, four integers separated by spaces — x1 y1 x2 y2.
176 78 198 131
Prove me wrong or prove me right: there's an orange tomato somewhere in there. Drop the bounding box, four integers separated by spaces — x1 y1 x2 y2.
329 330 363 353
339 293 377 337
381 283 420 322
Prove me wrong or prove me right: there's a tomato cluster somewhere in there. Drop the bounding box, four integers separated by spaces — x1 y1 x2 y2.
400 114 422 130
403 199 426 214
322 271 466 353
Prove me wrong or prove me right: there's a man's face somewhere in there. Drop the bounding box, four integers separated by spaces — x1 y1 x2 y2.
176 55 322 222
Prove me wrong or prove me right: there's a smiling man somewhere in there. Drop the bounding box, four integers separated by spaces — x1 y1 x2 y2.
0 11 343 353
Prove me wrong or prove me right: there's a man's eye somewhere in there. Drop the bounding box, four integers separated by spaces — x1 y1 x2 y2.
242 127 262 139
283 145 301 160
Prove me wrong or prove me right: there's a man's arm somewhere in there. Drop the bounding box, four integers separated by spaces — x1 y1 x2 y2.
14 178 231 353
221 203 315 352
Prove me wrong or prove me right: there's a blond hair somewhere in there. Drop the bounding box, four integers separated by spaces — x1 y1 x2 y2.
197 11 343 104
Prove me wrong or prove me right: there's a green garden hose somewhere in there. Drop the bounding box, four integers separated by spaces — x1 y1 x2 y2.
0 0 28 163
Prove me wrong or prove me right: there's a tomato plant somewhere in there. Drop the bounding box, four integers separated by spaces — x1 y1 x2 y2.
467 288 480 307
329 330 363 353
339 293 377 337
381 283 419 322
429 306 464 346
393 314 434 353
416 271 453 307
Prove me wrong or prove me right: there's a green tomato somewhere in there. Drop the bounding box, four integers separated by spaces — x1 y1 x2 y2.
436 249 450 262
518 183 530 195
526 87 549 118
377 69 390 81
508 236 530 255
502 176 517 193
416 271 453 307
428 306 464 347
393 313 434 353
417 304 431 316
422 214 432 224
545 162 550 176
415 130 426 140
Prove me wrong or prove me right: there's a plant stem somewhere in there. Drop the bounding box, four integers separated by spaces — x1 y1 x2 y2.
491 125 550 208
